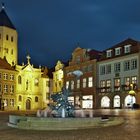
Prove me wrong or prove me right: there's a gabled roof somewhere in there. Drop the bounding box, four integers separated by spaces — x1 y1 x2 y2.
105 38 139 51
0 57 15 71
0 8 16 29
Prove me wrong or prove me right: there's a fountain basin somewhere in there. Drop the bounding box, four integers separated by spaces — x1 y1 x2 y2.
8 115 124 130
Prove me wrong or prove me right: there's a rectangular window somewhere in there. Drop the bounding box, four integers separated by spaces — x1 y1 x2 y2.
88 65 93 72
124 77 130 85
106 80 111 92
88 77 93 87
106 64 111 74
115 48 121 56
106 50 112 58
4 84 8 93
82 66 88 73
6 35 8 40
124 60 130 71
124 45 131 53
10 99 14 107
77 79 80 89
83 78 87 88
100 80 105 92
11 36 14 42
71 80 74 90
100 65 105 75
10 85 14 93
114 78 121 91
131 59 137 70
114 63 121 72
76 56 80 64
4 99 8 107
3 73 8 80
132 76 137 84
10 74 14 81
66 81 69 89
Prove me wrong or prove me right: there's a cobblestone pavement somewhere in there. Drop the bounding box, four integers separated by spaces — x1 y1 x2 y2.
0 109 140 140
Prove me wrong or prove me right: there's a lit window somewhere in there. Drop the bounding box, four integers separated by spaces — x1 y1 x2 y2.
71 80 74 90
4 99 8 107
18 76 22 84
10 85 14 93
3 73 8 80
4 84 8 93
10 74 14 81
106 80 111 87
106 50 112 58
88 77 93 87
114 78 121 91
34 78 39 86
77 79 80 89
124 45 131 53
35 96 38 102
66 81 69 89
132 76 137 84
83 78 87 88
131 59 137 70
124 77 130 85
100 80 105 92
115 48 121 56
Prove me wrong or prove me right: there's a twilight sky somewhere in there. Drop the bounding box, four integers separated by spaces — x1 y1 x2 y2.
1 0 140 67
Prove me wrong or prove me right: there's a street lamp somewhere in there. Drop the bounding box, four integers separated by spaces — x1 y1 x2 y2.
128 84 136 108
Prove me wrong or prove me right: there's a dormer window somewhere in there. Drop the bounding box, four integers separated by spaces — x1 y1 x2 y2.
124 44 131 54
115 48 121 56
106 50 112 58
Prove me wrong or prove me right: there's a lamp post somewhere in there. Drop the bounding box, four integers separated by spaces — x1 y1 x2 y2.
128 84 136 109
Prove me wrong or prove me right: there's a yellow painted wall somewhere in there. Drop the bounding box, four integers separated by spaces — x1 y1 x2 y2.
0 26 18 65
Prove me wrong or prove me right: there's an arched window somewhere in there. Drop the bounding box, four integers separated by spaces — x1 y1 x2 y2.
113 95 120 108
18 76 22 84
35 96 38 102
101 96 110 108
19 95 22 101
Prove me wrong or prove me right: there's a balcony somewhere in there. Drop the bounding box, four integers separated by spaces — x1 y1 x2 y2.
97 87 111 93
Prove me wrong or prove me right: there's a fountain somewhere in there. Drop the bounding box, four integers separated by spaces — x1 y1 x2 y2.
7 86 124 130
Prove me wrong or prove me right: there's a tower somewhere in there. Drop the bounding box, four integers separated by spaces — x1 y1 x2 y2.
0 3 18 65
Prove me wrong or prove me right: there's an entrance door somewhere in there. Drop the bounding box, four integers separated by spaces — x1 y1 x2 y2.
26 99 31 110
114 95 120 108
125 95 136 108
101 96 110 108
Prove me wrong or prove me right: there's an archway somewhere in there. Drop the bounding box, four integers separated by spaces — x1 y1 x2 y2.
101 96 110 108
114 95 120 108
125 95 136 107
26 99 31 110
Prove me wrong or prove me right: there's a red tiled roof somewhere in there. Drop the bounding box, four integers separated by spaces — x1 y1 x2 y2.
0 57 15 71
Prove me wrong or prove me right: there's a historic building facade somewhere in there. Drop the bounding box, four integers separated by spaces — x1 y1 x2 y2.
0 58 17 110
15 55 50 111
0 6 50 111
0 6 18 66
97 38 140 109
64 47 101 109
52 61 64 93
